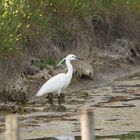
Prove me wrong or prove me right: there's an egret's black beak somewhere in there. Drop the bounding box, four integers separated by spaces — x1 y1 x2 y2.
76 57 84 60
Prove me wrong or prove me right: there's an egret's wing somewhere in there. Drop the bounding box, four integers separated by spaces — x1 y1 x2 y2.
36 73 66 96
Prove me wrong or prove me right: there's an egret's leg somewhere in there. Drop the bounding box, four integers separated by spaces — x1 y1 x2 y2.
58 93 65 105
60 93 65 103
58 95 61 105
47 93 53 105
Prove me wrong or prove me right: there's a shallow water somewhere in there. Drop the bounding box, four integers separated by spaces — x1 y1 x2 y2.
0 71 140 140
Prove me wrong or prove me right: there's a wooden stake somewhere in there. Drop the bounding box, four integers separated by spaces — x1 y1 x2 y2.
5 114 19 140
81 110 95 140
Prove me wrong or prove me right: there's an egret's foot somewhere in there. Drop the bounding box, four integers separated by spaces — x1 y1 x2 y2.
55 105 67 112
46 93 53 105
58 93 65 105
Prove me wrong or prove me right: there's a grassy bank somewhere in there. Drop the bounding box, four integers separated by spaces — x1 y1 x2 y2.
0 0 139 59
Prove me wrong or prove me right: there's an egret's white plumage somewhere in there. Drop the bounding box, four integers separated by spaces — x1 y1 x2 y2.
36 54 81 97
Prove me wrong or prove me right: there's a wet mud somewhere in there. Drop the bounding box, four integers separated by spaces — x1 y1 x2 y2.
0 71 140 139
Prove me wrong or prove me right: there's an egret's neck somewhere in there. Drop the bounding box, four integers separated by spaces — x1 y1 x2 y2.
66 59 73 77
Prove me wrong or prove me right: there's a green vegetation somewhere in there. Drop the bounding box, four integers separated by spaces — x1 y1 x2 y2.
33 56 56 69
0 0 139 58
0 94 7 101
0 0 30 57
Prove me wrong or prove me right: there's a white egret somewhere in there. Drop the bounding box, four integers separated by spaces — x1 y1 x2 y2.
36 54 83 105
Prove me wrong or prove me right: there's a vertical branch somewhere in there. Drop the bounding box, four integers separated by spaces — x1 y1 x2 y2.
81 110 95 140
5 114 19 140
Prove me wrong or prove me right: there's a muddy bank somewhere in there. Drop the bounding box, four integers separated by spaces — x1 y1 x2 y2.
0 53 140 111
